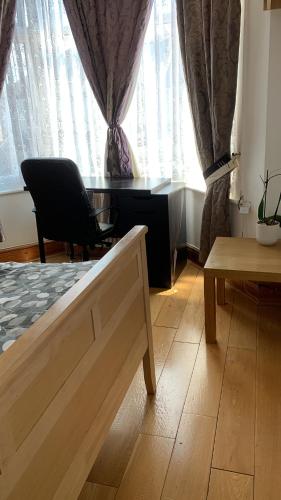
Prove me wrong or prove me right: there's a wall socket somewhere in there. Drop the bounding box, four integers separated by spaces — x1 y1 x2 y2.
238 196 251 215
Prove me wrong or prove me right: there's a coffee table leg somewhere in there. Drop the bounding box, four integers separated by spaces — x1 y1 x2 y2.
217 278 225 305
204 275 216 343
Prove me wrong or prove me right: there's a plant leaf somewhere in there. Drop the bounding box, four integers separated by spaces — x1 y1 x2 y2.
258 197 265 221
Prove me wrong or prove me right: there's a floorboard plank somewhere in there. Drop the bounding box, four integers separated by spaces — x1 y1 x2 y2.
88 366 147 487
184 303 232 417
228 291 257 350
141 342 198 438
207 469 253 500
150 290 167 325
88 326 175 487
255 306 281 500
155 264 198 329
83 267 281 499
161 414 216 500
175 272 204 343
116 434 174 500
212 347 256 475
78 483 117 500
153 326 176 381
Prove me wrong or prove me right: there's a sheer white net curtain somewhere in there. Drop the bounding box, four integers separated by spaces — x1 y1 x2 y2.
0 0 106 191
0 0 206 192
124 0 203 186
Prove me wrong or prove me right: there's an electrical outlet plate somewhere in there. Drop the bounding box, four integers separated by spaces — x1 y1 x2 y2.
239 201 251 214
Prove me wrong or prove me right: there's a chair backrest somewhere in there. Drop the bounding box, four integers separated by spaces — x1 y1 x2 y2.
21 158 96 244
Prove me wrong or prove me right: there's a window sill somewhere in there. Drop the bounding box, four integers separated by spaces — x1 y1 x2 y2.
0 187 25 196
185 183 206 195
185 184 240 205
229 197 239 205
0 176 25 195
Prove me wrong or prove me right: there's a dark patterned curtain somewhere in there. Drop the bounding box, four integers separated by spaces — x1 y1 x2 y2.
0 0 16 94
176 0 241 262
63 0 153 178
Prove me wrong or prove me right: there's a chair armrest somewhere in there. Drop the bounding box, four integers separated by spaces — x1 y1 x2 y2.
89 207 112 217
89 206 119 227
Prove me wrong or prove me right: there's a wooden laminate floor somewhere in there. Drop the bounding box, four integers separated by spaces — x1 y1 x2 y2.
50 256 280 500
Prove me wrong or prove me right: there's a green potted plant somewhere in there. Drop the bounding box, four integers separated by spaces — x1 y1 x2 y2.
256 170 281 245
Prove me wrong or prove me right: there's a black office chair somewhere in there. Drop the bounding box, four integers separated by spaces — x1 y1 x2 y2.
21 158 116 262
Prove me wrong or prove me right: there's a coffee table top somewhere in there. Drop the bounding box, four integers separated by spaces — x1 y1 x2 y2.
205 237 281 282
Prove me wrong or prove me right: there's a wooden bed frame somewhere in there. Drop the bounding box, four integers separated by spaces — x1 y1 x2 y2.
0 226 156 500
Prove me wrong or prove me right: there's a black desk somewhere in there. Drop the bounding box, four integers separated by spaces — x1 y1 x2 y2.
83 177 171 195
84 177 185 289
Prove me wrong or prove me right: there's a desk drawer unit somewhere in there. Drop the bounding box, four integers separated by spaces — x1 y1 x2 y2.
111 187 184 288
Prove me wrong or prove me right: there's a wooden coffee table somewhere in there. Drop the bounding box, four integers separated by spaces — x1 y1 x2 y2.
204 237 281 342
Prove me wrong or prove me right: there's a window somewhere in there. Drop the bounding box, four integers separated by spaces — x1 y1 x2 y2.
0 0 106 192
124 0 204 188
0 0 205 192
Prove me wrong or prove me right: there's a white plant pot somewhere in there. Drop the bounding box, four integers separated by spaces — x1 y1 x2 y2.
256 222 280 246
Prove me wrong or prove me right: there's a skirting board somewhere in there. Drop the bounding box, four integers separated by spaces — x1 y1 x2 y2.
178 244 201 267
230 280 281 306
264 0 281 10
0 241 64 262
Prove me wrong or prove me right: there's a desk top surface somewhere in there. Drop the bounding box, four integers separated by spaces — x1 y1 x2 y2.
205 237 281 281
83 177 171 194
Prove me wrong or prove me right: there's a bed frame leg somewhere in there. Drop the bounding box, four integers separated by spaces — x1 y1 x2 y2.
143 348 156 395
140 237 156 395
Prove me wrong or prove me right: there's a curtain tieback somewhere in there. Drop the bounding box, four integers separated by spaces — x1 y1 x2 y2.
108 122 119 130
204 153 240 187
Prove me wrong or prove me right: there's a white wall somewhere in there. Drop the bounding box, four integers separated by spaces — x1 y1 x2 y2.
0 191 37 249
264 9 281 217
185 188 204 249
237 0 271 237
233 4 281 238
184 189 243 250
